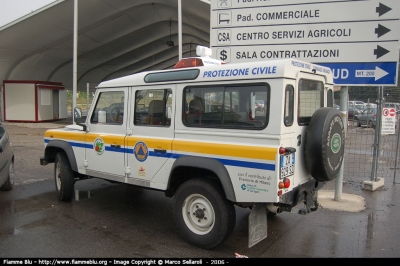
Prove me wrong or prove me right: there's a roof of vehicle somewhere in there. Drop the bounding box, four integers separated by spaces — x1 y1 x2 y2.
98 58 334 88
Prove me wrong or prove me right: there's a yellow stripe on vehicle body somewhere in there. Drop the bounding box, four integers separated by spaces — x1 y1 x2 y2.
173 140 277 161
45 131 277 161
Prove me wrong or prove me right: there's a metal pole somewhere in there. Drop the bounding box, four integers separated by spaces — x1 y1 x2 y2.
72 0 78 124
394 117 400 184
335 86 348 201
371 86 382 182
178 0 182 60
86 83 89 115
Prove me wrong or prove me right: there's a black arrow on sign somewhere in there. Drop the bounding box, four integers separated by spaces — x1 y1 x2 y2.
374 45 389 59
375 24 391 38
376 3 392 17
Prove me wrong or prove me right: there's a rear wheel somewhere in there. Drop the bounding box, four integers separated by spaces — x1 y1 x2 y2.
368 120 374 128
173 178 236 249
55 152 75 201
1 160 14 191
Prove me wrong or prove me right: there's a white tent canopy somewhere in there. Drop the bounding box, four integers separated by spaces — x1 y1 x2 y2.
0 0 211 91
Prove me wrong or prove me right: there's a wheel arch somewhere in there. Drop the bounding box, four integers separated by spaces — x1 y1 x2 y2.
44 140 78 172
166 156 236 202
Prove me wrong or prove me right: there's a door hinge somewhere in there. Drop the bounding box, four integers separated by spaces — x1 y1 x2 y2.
84 159 88 167
126 127 132 135
125 167 131 174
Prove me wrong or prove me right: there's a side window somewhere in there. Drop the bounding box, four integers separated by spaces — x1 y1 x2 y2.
134 89 172 126
298 79 324 125
90 91 125 124
284 85 294 126
183 84 269 129
327 89 333 107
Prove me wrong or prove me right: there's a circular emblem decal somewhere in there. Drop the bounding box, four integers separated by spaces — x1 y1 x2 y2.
331 133 341 154
94 138 105 155
134 141 148 162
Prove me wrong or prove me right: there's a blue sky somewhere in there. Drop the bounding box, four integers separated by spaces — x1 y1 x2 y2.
0 0 56 27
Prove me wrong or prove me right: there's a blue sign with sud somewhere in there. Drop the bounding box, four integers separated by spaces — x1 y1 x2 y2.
317 62 398 86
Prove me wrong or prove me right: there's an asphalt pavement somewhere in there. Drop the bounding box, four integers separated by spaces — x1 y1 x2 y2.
1 118 400 258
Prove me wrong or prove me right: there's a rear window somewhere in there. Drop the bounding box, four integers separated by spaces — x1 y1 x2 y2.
298 79 324 125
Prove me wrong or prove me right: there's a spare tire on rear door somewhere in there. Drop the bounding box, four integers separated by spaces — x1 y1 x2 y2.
305 107 345 182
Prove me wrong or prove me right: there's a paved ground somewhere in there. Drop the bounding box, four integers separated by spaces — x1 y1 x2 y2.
1 118 400 258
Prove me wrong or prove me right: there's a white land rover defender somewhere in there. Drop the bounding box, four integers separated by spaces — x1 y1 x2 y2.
40 46 344 249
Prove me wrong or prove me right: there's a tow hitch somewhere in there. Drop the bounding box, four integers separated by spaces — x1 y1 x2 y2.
298 189 319 215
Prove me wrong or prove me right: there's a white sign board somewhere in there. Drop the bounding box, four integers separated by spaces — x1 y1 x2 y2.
210 0 400 86
381 108 396 135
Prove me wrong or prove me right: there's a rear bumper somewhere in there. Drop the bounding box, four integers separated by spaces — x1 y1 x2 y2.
277 179 324 213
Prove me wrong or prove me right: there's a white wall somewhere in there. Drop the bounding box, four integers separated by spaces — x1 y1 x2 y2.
5 83 35 120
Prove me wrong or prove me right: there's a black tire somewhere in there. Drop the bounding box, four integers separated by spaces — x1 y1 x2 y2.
1 160 14 191
368 120 374 129
305 108 345 182
173 178 236 249
54 152 75 201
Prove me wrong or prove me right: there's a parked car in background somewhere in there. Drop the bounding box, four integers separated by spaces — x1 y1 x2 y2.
348 106 362 121
357 107 377 128
383 102 400 111
0 123 15 191
349 100 364 106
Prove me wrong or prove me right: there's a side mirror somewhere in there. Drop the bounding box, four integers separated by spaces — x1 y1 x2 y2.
73 107 87 131
74 107 82 123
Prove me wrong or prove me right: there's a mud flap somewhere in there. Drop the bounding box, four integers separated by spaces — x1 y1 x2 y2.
248 203 267 248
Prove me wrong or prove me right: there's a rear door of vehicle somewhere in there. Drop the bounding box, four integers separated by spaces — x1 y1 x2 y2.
126 86 174 182
291 73 327 184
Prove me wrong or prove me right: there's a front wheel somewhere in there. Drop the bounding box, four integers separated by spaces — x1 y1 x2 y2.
54 152 75 201
173 178 236 249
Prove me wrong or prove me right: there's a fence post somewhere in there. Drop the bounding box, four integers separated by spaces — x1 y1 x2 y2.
371 86 383 182
335 86 348 201
394 117 400 184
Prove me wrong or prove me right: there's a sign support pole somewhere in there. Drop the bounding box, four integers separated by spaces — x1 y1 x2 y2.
72 0 78 124
335 86 348 201
178 0 182 60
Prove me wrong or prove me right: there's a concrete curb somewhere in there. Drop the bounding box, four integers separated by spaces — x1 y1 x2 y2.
318 190 366 212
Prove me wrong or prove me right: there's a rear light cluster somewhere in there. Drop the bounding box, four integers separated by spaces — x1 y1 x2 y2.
278 146 295 192
279 178 290 189
278 146 296 155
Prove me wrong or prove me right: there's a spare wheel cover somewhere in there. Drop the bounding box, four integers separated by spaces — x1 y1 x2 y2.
305 108 345 182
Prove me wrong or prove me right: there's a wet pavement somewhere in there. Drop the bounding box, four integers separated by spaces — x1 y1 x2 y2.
1 118 400 258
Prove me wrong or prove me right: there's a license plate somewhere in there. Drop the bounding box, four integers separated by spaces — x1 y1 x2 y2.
280 153 295 178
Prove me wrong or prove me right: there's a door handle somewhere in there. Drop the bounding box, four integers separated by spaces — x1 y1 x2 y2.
297 135 302 146
154 149 166 154
111 144 121 149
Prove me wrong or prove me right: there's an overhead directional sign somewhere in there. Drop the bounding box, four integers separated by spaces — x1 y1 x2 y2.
210 0 400 86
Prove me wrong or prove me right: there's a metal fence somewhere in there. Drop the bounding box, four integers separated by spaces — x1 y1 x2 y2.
339 86 400 185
